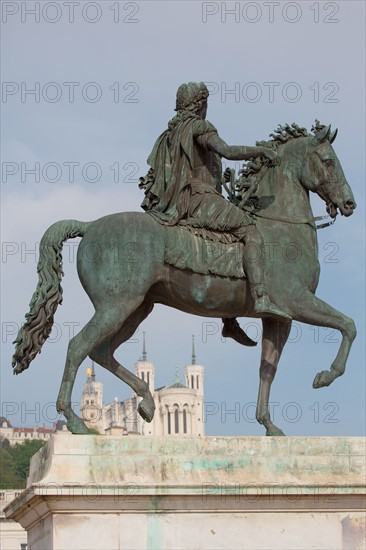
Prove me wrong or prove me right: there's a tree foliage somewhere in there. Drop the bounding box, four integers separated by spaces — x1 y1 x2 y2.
0 439 46 489
0 448 21 488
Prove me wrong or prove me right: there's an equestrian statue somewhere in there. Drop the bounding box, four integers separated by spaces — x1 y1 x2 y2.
12 82 357 436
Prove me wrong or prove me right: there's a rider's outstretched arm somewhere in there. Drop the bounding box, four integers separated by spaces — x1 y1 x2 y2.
205 134 275 162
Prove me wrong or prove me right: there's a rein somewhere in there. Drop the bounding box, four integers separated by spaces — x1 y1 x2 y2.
254 211 336 230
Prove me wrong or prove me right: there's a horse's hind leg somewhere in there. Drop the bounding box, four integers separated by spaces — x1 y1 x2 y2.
256 319 291 436
290 290 357 388
56 315 103 433
56 299 147 434
90 301 156 423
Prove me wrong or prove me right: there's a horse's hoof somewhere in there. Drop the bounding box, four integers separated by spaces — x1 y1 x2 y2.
67 416 89 434
138 397 155 423
313 370 334 389
266 426 285 436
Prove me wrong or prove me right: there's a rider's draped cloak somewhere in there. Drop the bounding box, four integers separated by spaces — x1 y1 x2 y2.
141 115 254 234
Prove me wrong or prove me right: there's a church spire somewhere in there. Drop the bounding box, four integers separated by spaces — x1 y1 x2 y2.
91 361 96 381
142 331 147 361
191 335 196 365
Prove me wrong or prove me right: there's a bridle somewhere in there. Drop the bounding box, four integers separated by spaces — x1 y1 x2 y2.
254 211 336 230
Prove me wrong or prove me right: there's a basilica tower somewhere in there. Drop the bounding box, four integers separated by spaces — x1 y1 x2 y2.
134 332 155 394
80 362 104 433
184 336 204 397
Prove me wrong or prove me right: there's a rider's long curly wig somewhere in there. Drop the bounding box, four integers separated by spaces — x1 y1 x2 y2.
168 82 209 131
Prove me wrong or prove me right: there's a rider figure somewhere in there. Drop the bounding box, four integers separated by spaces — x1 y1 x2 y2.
141 82 290 346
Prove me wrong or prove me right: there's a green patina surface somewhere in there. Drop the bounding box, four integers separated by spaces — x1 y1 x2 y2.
181 456 252 473
12 82 356 440
146 512 163 550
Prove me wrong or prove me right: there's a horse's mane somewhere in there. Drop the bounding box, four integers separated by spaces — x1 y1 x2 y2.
237 120 324 188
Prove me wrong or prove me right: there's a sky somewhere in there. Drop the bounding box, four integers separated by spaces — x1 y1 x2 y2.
1 0 365 437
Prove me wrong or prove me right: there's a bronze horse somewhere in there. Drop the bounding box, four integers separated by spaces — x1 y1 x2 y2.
12 123 357 436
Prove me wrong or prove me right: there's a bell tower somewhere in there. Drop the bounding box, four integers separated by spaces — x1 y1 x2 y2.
184 336 204 396
134 332 155 394
80 362 104 432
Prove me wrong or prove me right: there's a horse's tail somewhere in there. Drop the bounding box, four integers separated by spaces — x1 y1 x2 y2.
12 219 92 375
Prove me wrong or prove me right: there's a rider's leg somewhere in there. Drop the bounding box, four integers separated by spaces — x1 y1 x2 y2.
222 317 257 347
244 225 291 320
221 225 290 344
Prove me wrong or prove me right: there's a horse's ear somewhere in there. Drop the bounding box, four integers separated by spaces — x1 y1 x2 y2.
329 128 338 143
315 124 331 143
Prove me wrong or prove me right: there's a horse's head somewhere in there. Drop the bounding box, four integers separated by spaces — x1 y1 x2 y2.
299 124 356 218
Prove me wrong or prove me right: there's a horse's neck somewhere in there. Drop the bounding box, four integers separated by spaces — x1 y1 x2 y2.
258 159 313 222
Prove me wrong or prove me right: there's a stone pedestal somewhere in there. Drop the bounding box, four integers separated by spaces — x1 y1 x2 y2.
5 435 366 550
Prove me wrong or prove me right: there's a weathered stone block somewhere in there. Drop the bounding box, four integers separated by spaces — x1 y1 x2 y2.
5 435 366 550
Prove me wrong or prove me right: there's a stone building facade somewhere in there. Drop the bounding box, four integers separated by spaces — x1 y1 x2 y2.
0 418 54 447
0 490 27 550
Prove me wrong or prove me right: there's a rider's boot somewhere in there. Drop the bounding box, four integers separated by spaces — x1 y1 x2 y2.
250 283 291 321
222 318 257 347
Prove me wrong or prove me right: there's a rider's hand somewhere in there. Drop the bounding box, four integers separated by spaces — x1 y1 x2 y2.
223 167 232 182
259 147 278 165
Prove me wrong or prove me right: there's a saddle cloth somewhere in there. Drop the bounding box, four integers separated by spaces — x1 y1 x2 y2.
164 224 246 279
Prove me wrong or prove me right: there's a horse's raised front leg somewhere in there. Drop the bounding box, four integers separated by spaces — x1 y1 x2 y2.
256 319 291 436
290 290 356 388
